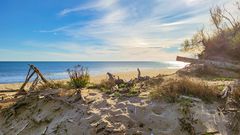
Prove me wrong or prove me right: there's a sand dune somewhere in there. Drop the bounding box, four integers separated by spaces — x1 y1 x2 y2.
0 88 227 135
0 68 233 135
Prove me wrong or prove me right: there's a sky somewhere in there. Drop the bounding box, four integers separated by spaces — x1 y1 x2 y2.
0 0 235 61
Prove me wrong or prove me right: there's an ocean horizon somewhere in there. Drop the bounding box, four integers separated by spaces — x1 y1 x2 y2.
0 61 185 84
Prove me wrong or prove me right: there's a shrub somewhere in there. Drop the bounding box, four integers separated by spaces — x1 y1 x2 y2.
150 77 219 103
181 2 240 62
67 65 90 89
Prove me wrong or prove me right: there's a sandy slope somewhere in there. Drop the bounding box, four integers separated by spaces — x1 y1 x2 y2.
0 88 227 135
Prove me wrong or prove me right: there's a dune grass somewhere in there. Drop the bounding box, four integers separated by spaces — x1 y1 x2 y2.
150 77 219 103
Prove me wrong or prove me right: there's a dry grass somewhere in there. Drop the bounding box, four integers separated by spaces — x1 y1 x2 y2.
36 81 71 90
150 77 219 103
99 79 116 90
233 86 240 105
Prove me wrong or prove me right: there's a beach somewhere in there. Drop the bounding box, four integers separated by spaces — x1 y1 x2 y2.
0 67 231 134
0 68 177 91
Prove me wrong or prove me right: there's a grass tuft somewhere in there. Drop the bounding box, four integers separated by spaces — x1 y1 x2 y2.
150 77 219 103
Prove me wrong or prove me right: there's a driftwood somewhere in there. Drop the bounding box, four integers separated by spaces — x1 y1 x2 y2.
106 72 124 85
201 131 219 135
19 65 49 91
179 95 202 102
220 80 240 98
106 68 149 86
16 65 49 97
136 68 150 82
137 68 141 80
176 56 240 70
105 68 150 94
0 90 18 93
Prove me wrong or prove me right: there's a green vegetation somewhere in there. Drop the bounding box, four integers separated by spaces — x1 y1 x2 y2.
150 78 219 103
37 65 90 91
67 65 90 89
178 99 198 135
181 2 240 62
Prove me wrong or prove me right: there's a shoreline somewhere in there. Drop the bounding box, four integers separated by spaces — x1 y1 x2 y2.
0 68 178 90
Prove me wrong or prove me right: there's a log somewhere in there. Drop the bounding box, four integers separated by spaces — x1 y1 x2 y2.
176 56 240 70
0 90 18 93
176 56 202 64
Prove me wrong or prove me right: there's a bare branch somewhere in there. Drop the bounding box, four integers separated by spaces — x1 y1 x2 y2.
210 6 223 31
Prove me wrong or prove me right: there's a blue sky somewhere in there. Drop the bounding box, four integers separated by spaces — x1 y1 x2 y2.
0 0 233 61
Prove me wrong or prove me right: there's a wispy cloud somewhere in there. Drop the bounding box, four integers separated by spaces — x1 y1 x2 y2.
38 0 233 61
58 0 119 16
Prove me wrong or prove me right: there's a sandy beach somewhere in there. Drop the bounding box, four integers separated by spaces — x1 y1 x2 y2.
0 68 177 91
0 67 231 135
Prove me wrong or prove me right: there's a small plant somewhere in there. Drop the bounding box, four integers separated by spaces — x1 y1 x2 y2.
113 92 121 97
67 65 90 100
178 99 198 135
67 65 90 89
126 88 139 97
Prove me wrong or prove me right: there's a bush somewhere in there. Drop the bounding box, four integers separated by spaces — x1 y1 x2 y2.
150 78 219 103
67 65 90 89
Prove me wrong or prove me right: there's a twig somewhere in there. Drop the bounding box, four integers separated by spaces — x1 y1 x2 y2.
16 122 29 135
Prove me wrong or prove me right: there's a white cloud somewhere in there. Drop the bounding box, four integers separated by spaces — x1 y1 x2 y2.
38 0 234 61
59 0 119 16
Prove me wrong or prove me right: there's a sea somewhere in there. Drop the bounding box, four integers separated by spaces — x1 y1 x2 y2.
0 61 186 84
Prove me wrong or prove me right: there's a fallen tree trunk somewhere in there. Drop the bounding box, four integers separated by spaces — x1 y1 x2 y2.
176 56 240 70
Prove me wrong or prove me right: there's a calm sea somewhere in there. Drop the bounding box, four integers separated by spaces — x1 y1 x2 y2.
0 61 184 84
